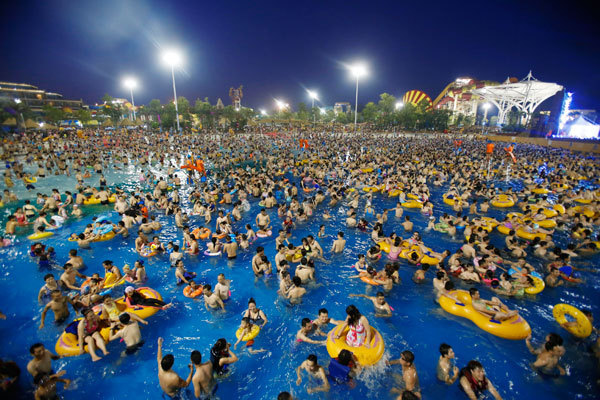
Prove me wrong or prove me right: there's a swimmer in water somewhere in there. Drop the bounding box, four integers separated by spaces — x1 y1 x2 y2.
348 292 392 317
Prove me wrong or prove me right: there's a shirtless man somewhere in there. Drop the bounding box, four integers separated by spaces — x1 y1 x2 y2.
312 308 342 335
436 343 459 384
157 337 193 397
285 276 307 303
296 318 326 345
331 232 346 253
190 350 216 399
389 350 421 399
39 290 74 329
59 264 86 291
27 343 60 378
223 237 238 259
203 285 225 311
402 215 413 232
295 354 330 394
251 247 265 273
38 274 60 303
109 313 148 354
349 292 392 317
469 288 518 321
67 249 84 270
255 208 270 231
34 371 71 400
214 274 231 302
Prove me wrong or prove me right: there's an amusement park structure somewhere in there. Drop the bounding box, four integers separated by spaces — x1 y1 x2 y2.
229 85 243 110
473 71 563 126
432 78 498 120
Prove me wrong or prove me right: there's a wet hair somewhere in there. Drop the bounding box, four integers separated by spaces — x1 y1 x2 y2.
292 276 302 287
161 354 175 371
337 349 353 366
444 281 455 291
468 287 479 296
191 350 202 365
307 354 317 363
318 308 328 315
346 305 362 326
119 313 131 324
547 333 563 346
402 391 420 400
466 360 483 371
248 297 256 305
401 350 414 365
277 392 293 400
439 343 452 356
43 273 54 281
301 318 312 327
30 343 44 354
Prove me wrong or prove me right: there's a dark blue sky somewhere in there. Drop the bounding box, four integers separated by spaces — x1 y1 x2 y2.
1 0 598 111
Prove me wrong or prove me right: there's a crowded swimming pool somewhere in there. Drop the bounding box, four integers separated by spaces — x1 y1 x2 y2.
0 132 599 399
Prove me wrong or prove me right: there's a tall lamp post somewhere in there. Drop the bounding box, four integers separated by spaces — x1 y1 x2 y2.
307 89 318 127
481 102 491 134
348 63 367 134
123 78 137 121
162 50 183 132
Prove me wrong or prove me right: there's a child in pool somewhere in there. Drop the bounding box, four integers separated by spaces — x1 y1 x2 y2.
233 317 267 354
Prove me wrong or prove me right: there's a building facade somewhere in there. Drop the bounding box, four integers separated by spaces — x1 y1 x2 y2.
0 81 84 112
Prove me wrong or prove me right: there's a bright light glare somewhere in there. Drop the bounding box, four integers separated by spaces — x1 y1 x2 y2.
349 63 368 78
260 109 267 116
14 98 21 104
320 108 326 115
162 49 183 67
123 78 137 89
307 90 319 100
395 102 404 110
275 99 288 110
38 122 44 127
483 103 491 110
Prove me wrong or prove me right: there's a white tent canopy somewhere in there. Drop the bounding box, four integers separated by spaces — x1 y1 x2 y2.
562 115 600 139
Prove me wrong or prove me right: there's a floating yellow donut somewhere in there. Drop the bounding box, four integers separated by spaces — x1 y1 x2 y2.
491 195 514 208
553 304 592 338
326 325 384 366
28 231 54 240
439 290 531 340
377 241 391 253
516 229 546 241
525 276 545 295
401 200 423 209
236 324 260 341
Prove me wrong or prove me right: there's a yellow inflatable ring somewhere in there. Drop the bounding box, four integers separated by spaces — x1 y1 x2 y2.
28 231 54 240
401 200 423 209
55 287 162 357
388 189 402 197
443 195 460 206
553 303 592 338
532 188 549 194
574 198 592 204
236 324 260 341
93 231 115 242
25 177 38 183
553 204 566 214
326 325 384 366
516 229 546 241
570 206 594 218
525 276 545 295
491 195 515 208
361 167 373 173
362 186 380 193
496 225 511 235
83 195 116 206
439 290 531 340
377 241 391 253
406 193 419 200
536 219 556 229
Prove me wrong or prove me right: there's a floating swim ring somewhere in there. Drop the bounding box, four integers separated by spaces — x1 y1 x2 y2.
553 304 592 338
24 177 37 183
236 325 260 341
496 225 511 235
361 167 373 173
574 198 592 204
443 195 459 206
401 200 423 209
570 206 594 218
553 204 566 214
212 232 227 240
360 276 380 286
83 195 116 206
55 287 162 357
491 195 514 208
362 186 380 193
516 229 546 241
535 219 556 229
388 189 402 197
192 228 211 240
525 275 545 295
28 231 54 240
532 188 549 194
140 246 157 257
439 290 531 340
93 231 115 242
326 325 384 366
256 230 272 238
377 241 390 253
435 223 449 233
183 286 203 298
204 250 221 256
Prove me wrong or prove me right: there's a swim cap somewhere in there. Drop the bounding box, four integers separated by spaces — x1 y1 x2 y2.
125 286 134 294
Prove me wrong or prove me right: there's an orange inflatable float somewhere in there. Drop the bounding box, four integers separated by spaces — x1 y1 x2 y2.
181 156 205 175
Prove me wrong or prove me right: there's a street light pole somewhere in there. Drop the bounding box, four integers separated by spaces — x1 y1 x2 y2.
171 64 180 132
354 76 359 134
481 103 490 135
129 87 136 121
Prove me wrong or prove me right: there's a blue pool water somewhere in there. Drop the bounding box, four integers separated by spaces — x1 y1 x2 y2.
0 164 599 399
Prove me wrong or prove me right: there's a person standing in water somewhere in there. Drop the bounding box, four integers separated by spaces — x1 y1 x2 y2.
157 337 193 397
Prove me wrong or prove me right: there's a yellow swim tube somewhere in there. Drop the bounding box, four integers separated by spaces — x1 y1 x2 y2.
443 195 460 206
553 304 592 338
525 276 545 295
28 231 54 240
574 198 592 204
491 195 515 208
532 188 549 194
25 177 38 183
236 324 260 341
377 241 391 253
83 195 116 205
388 189 402 197
553 204 566 214
402 200 423 209
361 167 373 173
362 186 380 193
439 290 531 340
55 287 163 357
516 229 546 241
326 325 384 366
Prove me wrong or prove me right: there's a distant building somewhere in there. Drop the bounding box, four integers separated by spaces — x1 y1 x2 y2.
433 77 499 120
334 102 351 115
0 81 84 112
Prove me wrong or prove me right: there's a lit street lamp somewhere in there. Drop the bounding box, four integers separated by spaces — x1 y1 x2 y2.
481 102 491 134
123 78 138 121
307 89 319 126
348 63 367 133
162 49 183 132
275 99 288 112
395 102 404 110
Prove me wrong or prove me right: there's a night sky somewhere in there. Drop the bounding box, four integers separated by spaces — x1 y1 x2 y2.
1 0 599 111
